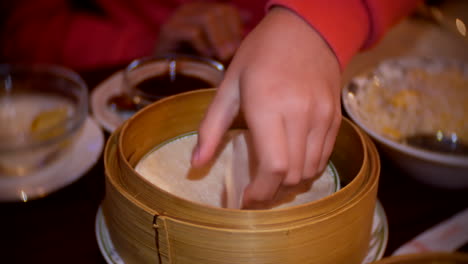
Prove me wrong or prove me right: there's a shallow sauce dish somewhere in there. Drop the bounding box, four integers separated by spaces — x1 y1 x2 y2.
342 57 468 189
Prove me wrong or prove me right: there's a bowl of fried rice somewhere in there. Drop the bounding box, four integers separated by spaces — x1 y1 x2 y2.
342 56 468 189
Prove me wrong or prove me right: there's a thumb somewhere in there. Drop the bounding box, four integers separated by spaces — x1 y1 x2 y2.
191 76 240 167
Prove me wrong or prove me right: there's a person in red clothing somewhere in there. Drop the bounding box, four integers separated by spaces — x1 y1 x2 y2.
2 0 423 208
191 0 423 208
1 0 266 70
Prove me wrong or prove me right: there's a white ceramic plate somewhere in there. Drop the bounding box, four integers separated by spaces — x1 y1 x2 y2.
0 117 104 202
91 71 132 133
95 201 388 264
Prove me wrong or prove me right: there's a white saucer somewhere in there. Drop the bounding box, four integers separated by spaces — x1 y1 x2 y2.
95 201 389 264
91 71 132 133
0 117 104 202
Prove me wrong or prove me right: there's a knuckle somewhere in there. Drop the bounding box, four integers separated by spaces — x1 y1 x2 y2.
262 159 288 178
254 189 276 202
316 100 335 119
302 169 316 180
292 100 311 115
283 171 302 186
303 172 319 181
281 93 310 114
317 162 328 175
244 185 277 204
303 159 320 180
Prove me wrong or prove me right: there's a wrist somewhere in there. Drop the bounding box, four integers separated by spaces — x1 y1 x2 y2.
263 6 341 76
266 0 369 69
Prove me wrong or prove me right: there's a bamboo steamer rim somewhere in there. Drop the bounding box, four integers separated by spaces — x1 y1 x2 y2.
110 89 379 228
102 127 381 264
372 252 468 263
117 89 374 222
104 125 157 216
105 129 380 231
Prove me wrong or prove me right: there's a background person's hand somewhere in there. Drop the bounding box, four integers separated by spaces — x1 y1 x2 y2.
191 7 342 208
155 1 243 62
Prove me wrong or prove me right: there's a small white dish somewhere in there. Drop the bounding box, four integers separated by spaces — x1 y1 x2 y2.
95 201 389 264
0 117 104 202
91 71 132 133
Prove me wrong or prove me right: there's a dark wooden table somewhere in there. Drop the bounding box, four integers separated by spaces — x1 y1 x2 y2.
1 67 467 264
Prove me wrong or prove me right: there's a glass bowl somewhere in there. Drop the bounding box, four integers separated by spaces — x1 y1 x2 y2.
0 64 88 177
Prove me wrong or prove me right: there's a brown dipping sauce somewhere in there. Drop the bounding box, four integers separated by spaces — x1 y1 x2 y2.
108 72 215 112
136 73 214 100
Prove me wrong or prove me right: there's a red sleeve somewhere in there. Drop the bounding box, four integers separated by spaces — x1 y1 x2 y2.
267 0 423 68
1 0 184 70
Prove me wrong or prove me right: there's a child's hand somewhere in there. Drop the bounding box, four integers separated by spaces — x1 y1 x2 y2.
192 7 342 208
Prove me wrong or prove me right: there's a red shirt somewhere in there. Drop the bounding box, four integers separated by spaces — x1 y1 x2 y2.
1 0 421 70
1 0 266 70
269 0 422 68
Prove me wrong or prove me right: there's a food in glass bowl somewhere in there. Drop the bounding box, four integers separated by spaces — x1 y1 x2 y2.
0 64 88 177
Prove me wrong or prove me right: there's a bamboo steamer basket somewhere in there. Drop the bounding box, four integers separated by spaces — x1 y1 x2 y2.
370 252 468 264
102 89 381 264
